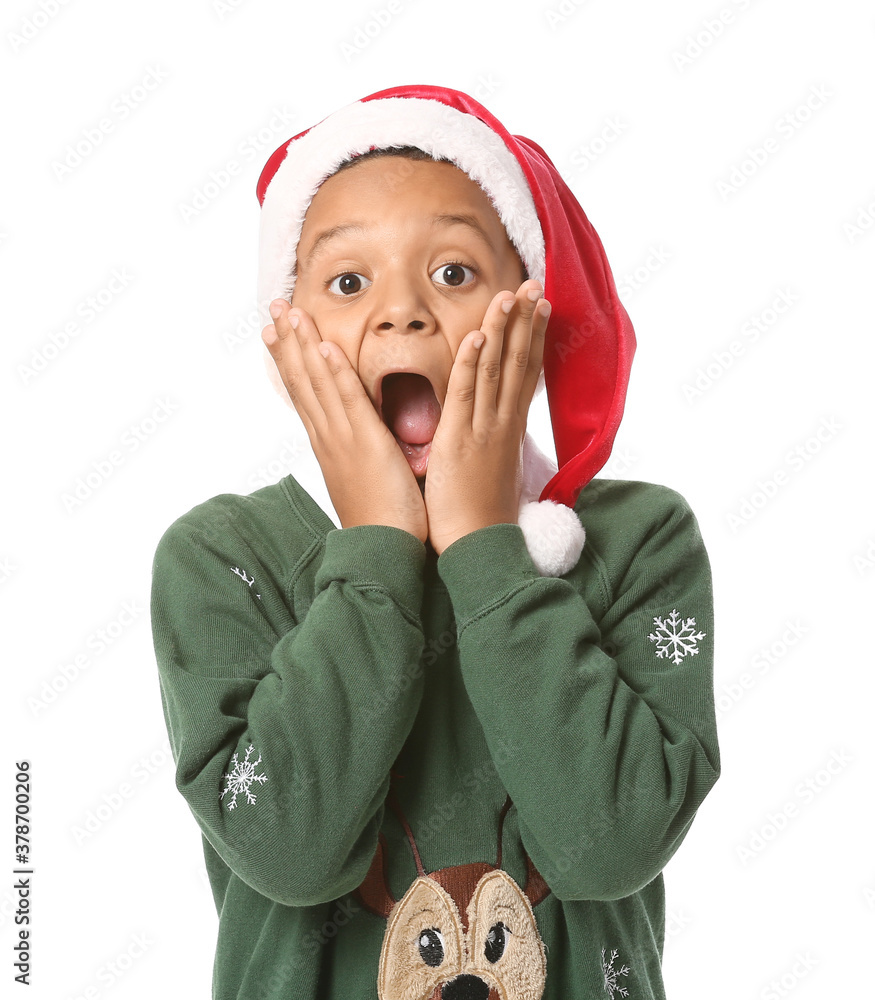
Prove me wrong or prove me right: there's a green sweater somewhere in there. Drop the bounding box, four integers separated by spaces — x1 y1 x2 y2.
150 474 719 999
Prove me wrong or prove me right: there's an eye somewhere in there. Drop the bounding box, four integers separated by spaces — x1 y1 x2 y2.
328 272 371 295
417 927 445 968
484 921 510 964
431 263 475 288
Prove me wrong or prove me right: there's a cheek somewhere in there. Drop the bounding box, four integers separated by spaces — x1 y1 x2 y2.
292 294 348 344
292 279 366 362
311 309 368 375
452 295 494 340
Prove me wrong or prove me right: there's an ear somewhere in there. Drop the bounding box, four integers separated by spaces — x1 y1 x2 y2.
355 834 396 919
466 868 547 994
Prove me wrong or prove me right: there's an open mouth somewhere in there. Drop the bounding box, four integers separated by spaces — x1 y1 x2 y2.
379 372 441 478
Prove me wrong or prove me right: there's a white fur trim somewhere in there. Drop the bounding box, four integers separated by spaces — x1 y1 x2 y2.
518 500 586 577
520 432 557 504
257 97 545 326
517 433 585 576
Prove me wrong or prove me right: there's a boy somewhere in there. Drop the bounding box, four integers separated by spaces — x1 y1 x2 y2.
151 85 720 999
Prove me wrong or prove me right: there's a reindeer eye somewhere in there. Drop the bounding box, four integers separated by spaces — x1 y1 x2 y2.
484 921 510 963
418 927 445 967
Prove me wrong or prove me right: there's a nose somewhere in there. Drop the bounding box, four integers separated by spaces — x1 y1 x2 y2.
369 271 435 335
441 974 490 1000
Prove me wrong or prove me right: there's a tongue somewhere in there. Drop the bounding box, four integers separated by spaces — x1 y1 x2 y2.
381 373 441 445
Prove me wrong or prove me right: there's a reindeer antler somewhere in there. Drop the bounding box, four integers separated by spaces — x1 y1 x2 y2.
388 784 426 877
356 782 552 919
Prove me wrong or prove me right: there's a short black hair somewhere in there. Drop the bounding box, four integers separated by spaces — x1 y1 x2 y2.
333 144 449 173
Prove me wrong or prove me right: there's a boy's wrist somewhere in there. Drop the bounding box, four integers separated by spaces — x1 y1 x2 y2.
428 510 517 557
436 522 540 624
316 524 427 615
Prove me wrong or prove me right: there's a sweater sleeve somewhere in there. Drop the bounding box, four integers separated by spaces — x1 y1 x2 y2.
435 482 720 902
150 502 427 907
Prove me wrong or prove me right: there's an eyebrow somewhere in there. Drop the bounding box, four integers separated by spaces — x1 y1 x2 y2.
298 214 498 273
429 213 497 253
299 223 368 272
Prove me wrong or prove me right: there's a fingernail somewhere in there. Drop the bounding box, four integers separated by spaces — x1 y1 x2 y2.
262 326 278 346
269 301 282 319
290 311 300 330
318 343 330 358
501 298 514 314
527 287 543 302
472 335 485 349
538 300 552 317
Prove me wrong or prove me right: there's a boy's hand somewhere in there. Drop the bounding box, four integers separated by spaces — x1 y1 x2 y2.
262 301 429 544
425 280 550 555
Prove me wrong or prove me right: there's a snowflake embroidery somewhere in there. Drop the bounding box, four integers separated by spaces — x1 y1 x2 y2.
602 947 630 998
231 565 261 600
220 744 268 810
647 608 706 665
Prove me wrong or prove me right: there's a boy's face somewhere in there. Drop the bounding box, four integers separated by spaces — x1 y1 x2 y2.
291 156 527 478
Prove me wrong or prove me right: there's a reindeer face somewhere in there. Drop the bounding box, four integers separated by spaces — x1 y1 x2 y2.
356 795 550 1000
379 869 546 1000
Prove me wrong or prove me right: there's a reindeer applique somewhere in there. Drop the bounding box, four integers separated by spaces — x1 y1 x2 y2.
356 790 551 1000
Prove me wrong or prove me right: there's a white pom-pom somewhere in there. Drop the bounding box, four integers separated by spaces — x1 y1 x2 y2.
518 500 586 577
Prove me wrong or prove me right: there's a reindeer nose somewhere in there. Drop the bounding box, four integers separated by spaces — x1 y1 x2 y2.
441 974 490 1000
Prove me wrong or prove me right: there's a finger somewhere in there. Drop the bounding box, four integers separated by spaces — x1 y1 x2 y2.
263 300 308 402
261 321 320 442
518 298 550 413
469 290 514 423
315 338 383 429
263 301 330 436
293 311 401 453
441 329 485 435
289 307 364 436
494 279 543 418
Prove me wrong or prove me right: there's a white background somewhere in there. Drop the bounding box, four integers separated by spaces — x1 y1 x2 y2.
4 0 874 997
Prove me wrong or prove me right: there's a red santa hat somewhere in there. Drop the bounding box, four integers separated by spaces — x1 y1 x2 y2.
256 84 635 576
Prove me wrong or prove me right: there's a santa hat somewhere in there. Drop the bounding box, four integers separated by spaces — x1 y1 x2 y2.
256 84 635 577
